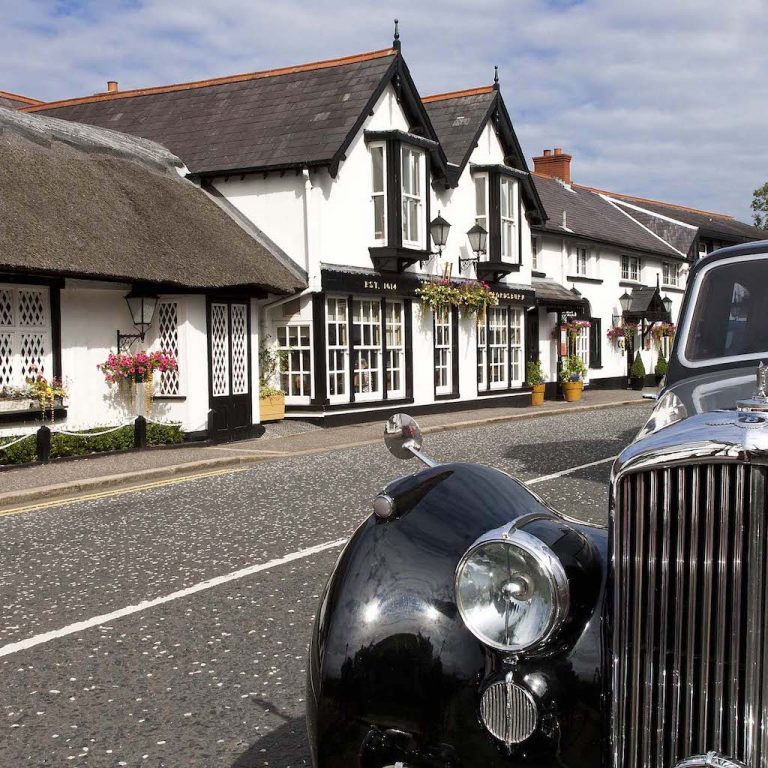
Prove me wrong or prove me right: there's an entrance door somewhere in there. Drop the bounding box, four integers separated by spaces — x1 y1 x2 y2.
207 299 252 442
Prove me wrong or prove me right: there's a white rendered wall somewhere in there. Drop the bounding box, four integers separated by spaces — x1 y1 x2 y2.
535 233 688 384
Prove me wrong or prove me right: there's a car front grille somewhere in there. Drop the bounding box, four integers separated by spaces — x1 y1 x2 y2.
612 462 768 768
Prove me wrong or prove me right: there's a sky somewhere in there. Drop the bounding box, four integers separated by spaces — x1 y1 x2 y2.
1 0 767 222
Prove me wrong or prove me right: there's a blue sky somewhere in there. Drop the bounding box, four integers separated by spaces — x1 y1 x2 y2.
2 0 767 221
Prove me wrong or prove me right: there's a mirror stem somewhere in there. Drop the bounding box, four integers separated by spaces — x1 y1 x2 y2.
407 446 438 468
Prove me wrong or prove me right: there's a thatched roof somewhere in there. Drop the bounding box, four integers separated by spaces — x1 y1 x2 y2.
0 106 306 293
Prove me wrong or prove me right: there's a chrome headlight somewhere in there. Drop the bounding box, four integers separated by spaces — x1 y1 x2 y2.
455 528 569 653
637 390 688 440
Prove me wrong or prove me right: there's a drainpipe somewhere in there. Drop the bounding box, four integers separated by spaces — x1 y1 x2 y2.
302 168 312 277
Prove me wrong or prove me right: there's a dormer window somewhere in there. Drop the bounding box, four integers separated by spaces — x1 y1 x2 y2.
471 166 520 266
366 131 435 272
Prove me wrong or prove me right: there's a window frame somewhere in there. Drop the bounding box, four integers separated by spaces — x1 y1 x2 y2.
0 283 53 391
477 305 525 392
474 173 489 236
369 143 387 245
575 246 588 276
275 323 313 403
662 261 680 287
500 177 517 262
621 255 641 282
433 305 456 397
401 145 426 250
351 298 383 401
325 297 349 404
531 236 539 271
385 300 406 400
151 298 186 397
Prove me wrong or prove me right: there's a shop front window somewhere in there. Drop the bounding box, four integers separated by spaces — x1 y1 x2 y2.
326 298 348 399
489 306 509 388
510 308 523 384
352 299 381 398
477 312 487 390
434 305 453 395
277 325 312 398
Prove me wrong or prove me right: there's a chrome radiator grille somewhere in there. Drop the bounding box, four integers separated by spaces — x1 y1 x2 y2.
612 463 768 768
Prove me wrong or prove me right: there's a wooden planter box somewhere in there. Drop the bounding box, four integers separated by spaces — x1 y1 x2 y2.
0 399 35 412
260 393 285 422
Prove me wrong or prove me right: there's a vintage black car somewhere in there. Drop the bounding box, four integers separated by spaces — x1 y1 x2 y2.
307 241 768 768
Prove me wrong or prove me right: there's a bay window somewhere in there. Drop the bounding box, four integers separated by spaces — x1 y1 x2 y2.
370 144 386 243
500 178 516 261
475 174 488 233
401 146 424 248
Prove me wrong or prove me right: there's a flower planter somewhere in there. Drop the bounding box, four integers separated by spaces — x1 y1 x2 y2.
531 384 545 406
260 393 285 422
562 381 583 402
630 376 645 391
0 399 35 412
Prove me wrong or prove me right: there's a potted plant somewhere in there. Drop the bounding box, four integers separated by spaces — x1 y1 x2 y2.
0 384 35 412
654 351 668 386
259 338 286 422
25 367 68 422
526 360 546 406
630 351 646 390
560 355 587 402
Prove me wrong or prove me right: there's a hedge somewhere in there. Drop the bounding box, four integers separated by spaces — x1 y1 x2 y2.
0 422 184 466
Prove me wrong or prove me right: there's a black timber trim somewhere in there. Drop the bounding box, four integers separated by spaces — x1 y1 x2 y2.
470 163 529 179
329 53 448 181
532 270 547 278
451 306 459 397
488 169 501 261
476 260 519 283
0 406 67 425
368 247 432 273
386 139 402 249
311 294 329 406
619 280 644 288
0 273 65 288
660 285 685 294
50 285 62 381
346 294 355 404
477 385 529 397
380 297 388 401
567 274 604 285
404 298 414 399
364 130 439 152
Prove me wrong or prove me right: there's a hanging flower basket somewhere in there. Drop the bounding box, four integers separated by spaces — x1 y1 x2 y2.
561 319 592 341
417 279 498 317
651 322 676 347
98 351 178 417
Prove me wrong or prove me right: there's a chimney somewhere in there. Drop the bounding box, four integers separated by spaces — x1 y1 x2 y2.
532 147 572 184
107 81 118 93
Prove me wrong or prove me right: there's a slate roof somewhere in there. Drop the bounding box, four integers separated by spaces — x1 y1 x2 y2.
0 107 305 293
423 87 497 168
532 277 586 308
532 174 683 258
608 200 697 256
592 190 765 242
0 90 43 109
27 49 399 176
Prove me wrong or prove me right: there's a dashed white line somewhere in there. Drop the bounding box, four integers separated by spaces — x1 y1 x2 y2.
525 455 617 485
0 454 617 657
0 538 346 659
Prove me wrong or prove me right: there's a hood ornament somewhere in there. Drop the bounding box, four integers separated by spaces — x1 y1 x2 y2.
737 361 768 412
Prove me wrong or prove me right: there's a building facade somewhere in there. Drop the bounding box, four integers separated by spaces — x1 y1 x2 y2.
14 38 766 428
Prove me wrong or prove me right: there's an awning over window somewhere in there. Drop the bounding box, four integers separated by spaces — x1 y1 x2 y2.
532 277 587 312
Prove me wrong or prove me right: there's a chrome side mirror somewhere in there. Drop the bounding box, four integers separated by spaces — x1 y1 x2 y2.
384 413 437 468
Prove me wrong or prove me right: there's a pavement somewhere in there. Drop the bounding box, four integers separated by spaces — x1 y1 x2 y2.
0 400 654 767
0 388 647 509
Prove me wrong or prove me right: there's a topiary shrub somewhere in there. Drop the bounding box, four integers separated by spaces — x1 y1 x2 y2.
630 352 646 379
655 351 668 377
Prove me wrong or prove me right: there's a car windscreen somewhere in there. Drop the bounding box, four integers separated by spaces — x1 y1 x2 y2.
684 257 768 363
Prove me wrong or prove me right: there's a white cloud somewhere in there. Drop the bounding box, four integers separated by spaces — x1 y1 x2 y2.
2 0 767 220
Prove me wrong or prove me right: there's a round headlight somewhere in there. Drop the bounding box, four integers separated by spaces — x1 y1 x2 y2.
455 528 569 652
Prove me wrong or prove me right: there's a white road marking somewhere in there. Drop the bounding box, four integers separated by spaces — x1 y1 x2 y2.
0 454 618 657
0 538 347 658
525 455 617 485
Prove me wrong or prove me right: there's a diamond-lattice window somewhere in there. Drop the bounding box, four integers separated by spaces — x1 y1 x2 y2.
155 302 181 396
0 285 52 389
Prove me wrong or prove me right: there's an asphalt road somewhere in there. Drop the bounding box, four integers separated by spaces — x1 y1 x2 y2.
0 403 651 767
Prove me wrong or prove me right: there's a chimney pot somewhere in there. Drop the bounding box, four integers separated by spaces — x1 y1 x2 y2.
107 81 118 93
532 147 573 184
